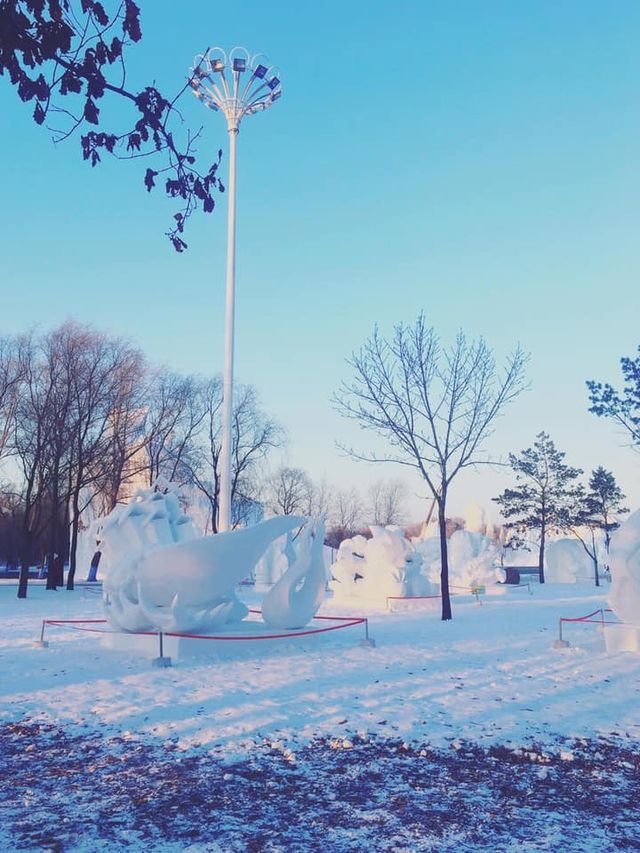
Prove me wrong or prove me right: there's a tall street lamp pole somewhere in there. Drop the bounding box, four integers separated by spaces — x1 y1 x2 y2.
190 47 282 531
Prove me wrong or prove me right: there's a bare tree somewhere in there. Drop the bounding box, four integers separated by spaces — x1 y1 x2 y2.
267 467 313 516
144 371 206 487
186 380 283 532
65 327 146 589
307 478 332 520
0 336 26 461
330 487 363 540
334 314 527 620
367 479 406 526
94 349 147 512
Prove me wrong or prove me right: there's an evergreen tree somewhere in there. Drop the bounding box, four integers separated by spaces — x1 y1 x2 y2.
570 468 628 585
587 347 640 447
493 433 582 583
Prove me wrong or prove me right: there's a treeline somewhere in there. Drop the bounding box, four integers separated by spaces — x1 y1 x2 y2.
0 322 281 596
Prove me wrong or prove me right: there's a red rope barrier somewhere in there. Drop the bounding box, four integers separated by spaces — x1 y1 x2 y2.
40 612 367 643
560 608 605 624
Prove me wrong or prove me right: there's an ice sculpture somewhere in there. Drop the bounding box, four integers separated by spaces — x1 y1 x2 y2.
330 525 431 606
463 503 486 535
98 488 323 634
544 539 590 584
261 520 327 629
609 509 640 625
254 533 292 591
417 529 504 591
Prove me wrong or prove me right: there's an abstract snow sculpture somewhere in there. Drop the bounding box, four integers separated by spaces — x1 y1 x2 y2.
330 525 430 606
262 520 327 629
419 529 502 590
99 488 306 633
464 503 486 535
608 509 640 626
544 539 589 584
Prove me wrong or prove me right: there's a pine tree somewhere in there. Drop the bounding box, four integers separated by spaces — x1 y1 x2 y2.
493 433 582 583
587 347 640 447
570 468 628 585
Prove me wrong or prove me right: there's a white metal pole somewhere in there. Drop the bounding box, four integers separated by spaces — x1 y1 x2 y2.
218 125 238 532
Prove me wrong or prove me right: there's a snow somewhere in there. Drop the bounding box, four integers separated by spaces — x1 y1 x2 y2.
2 580 638 753
2 578 639 850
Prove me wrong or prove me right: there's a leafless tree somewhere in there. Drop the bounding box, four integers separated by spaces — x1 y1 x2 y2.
186 380 283 532
144 371 206 487
334 314 527 620
267 466 313 516
94 349 147 512
367 479 406 526
0 335 27 462
330 487 363 540
64 326 146 589
307 478 332 520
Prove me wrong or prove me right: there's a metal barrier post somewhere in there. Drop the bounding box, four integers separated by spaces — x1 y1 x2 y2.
32 620 49 648
359 618 376 648
553 618 570 649
152 631 172 667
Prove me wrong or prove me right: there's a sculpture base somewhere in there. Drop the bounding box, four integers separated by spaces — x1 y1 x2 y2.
604 623 640 655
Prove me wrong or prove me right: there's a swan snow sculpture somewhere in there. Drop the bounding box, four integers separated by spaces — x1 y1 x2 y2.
98 488 324 634
261 520 327 629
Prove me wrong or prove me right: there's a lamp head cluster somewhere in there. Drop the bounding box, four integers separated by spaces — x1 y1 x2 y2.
190 47 282 131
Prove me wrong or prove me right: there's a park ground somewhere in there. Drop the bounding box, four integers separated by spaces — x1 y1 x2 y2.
1 581 639 851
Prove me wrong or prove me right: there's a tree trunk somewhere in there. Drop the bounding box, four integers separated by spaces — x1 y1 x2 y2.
87 551 101 582
17 558 29 599
67 518 78 590
66 488 81 590
538 525 546 584
438 496 452 621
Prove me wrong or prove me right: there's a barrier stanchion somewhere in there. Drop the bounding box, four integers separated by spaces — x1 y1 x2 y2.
554 607 620 650
33 612 370 659
360 618 376 648
32 619 49 648
153 631 172 668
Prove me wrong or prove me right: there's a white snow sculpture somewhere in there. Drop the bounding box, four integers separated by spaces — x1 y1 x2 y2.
418 529 503 590
254 533 292 590
609 509 640 626
330 525 431 606
463 503 486 535
544 539 590 584
98 488 323 634
261 520 328 629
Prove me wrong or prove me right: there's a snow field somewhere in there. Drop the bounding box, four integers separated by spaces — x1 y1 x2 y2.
1 581 639 756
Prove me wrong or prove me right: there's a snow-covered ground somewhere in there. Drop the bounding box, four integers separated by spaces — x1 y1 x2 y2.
1 580 639 851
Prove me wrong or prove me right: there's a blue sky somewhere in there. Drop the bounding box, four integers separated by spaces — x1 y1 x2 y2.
1 1 639 519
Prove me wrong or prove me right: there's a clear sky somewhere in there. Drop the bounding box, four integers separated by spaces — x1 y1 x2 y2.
1 1 639 521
